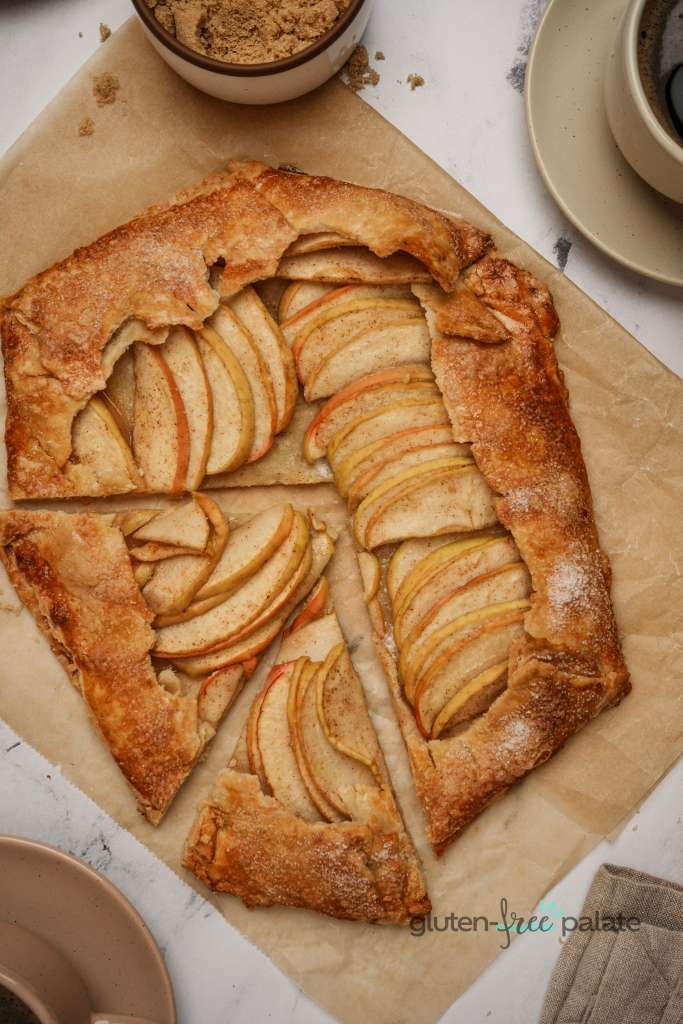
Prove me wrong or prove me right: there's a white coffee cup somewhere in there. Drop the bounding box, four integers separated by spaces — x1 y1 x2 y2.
604 0 683 201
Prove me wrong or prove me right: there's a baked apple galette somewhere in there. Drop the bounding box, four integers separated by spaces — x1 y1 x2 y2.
0 162 629 918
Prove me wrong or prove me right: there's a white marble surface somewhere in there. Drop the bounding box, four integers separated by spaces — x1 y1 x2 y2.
1 2 681 1023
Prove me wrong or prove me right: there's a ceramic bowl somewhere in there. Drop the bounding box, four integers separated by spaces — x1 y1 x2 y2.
130 0 374 105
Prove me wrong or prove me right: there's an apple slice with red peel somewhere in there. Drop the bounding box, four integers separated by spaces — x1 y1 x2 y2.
302 364 435 462
305 319 431 401
197 664 245 728
348 442 472 509
278 282 333 322
357 552 380 603
227 288 298 433
133 343 189 494
131 497 210 550
161 328 212 490
431 661 508 738
104 348 135 445
196 327 254 474
257 660 321 822
196 503 294 601
207 307 276 463
246 665 283 787
315 645 382 783
279 611 343 665
281 576 329 639
70 396 142 494
414 614 527 736
287 659 343 822
283 232 356 256
276 247 433 285
327 399 450 473
281 283 411 345
334 424 457 498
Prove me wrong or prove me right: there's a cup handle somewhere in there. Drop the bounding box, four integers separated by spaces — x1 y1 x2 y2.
91 1016 164 1024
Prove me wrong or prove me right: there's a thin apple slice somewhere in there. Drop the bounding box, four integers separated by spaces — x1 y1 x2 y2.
276 247 433 284
246 664 282 787
104 348 135 445
196 503 294 601
196 328 254 474
348 443 473 509
357 552 380 603
131 497 209 550
305 319 431 401
327 399 451 472
281 284 411 345
154 512 309 657
70 397 142 493
279 610 343 664
354 459 478 548
132 562 155 587
295 299 422 382
303 364 435 462
161 328 212 490
387 535 458 602
278 282 334 322
316 645 382 782
392 533 514 622
133 343 189 494
431 662 508 739
405 600 531 703
197 664 245 728
334 424 458 498
130 541 204 562
208 307 276 462
284 232 356 256
414 614 527 736
287 659 343 822
141 495 229 616
282 576 329 639
227 288 298 433
396 542 524 646
113 508 160 536
362 465 498 551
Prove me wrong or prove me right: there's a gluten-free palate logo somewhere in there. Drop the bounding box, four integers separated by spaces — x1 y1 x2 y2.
410 898 640 949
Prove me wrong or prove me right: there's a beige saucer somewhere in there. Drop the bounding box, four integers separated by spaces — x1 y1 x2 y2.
526 0 683 285
0 836 176 1023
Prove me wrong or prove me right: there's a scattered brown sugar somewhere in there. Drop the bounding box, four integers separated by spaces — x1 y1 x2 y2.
145 0 351 64
99 22 111 42
78 117 95 137
374 50 385 60
344 44 380 91
407 73 425 91
93 72 120 106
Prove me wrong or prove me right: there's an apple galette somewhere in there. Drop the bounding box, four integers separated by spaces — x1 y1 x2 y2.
183 583 430 923
1 162 629 905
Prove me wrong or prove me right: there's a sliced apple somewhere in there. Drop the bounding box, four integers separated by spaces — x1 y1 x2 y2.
154 512 309 657
387 535 457 602
256 660 321 821
305 319 431 401
131 497 209 550
246 665 282 787
282 576 330 639
278 282 334 323
288 659 343 822
161 328 212 490
130 541 204 562
207 307 276 462
414 614 527 736
316 645 382 783
196 328 254 474
132 343 189 494
132 562 155 587
284 232 356 256
276 247 433 284
196 503 294 601
255 278 288 320
104 347 135 445
227 288 298 433
392 533 514 621
362 465 498 551
113 508 160 536
404 600 531 703
348 443 473 509
197 664 244 728
302 364 435 462
334 424 458 498
281 284 411 345
327 399 450 472
395 544 525 646
431 662 508 739
70 396 142 493
357 552 380 603
141 494 229 616
279 610 343 664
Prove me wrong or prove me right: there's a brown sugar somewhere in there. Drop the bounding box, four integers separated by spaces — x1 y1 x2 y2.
99 22 111 42
146 0 351 64
407 73 425 91
344 44 380 91
78 117 95 137
93 72 120 106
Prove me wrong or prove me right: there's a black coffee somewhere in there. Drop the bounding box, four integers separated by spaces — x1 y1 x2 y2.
0 986 40 1024
638 0 683 144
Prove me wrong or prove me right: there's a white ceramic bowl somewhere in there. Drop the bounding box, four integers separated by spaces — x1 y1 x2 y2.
131 0 374 105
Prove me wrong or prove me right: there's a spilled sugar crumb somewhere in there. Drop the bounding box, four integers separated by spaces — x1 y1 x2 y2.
407 73 425 90
78 116 95 137
99 22 111 42
93 72 120 106
375 50 385 60
343 44 380 91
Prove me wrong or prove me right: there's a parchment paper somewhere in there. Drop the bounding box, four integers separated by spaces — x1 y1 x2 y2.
0 19 681 1024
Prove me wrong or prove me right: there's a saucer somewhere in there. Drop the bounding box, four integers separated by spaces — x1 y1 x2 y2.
0 836 176 1023
526 0 683 285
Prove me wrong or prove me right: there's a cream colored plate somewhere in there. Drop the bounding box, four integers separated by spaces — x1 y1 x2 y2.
526 0 683 285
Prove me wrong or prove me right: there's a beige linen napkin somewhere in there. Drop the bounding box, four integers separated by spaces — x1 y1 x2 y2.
540 864 683 1024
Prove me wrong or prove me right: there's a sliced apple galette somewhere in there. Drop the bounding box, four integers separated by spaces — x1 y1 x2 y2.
183 582 430 923
0 498 334 823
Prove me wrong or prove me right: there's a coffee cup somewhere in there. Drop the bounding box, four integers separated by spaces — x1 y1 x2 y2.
604 0 683 201
0 921 160 1024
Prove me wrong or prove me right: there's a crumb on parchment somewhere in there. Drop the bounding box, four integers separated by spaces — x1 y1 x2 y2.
93 72 120 106
343 44 380 91
99 23 111 42
374 50 385 60
78 117 95 137
407 73 425 90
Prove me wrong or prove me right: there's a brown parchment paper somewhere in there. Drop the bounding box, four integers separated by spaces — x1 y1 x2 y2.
0 19 681 1024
